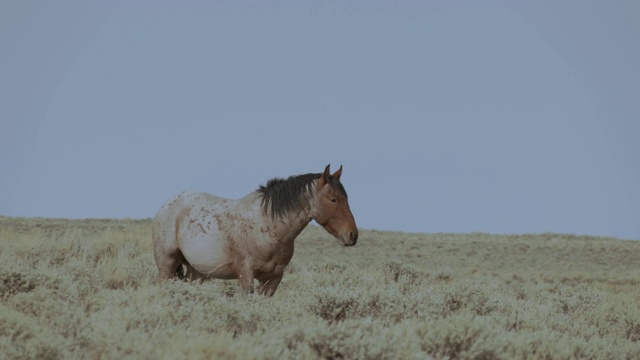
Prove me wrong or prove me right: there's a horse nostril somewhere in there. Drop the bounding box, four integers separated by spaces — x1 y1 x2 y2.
350 230 358 242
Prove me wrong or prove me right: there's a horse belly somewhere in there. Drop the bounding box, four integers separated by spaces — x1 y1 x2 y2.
179 226 237 279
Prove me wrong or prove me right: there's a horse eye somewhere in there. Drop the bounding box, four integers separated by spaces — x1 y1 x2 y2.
329 197 337 203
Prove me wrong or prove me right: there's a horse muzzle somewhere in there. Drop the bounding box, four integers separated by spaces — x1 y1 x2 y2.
339 229 358 246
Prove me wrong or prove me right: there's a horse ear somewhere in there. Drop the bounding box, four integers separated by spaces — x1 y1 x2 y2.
332 165 343 180
319 164 331 187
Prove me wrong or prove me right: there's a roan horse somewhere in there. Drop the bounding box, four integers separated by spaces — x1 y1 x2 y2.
152 165 358 296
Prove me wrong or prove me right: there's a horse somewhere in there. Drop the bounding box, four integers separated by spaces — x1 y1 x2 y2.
152 164 358 296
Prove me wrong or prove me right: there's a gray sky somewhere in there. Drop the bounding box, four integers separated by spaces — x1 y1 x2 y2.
2 1 638 240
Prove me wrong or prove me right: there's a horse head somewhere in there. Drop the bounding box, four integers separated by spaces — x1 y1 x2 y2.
312 164 358 246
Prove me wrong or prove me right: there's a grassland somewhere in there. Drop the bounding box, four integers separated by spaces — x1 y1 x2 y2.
1 217 639 359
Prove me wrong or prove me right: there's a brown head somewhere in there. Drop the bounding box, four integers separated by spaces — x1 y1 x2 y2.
312 164 359 246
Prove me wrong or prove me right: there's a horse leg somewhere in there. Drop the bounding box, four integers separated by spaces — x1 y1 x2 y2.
258 274 283 297
155 249 187 281
237 262 255 295
152 213 188 281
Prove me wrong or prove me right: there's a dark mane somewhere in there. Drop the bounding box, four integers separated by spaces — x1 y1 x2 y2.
257 172 347 218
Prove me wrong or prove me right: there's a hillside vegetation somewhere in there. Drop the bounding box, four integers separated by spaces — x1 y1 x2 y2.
1 217 639 359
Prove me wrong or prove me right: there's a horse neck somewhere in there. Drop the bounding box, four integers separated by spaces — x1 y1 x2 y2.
262 188 317 244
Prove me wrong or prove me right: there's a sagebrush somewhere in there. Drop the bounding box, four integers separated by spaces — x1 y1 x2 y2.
1 217 639 359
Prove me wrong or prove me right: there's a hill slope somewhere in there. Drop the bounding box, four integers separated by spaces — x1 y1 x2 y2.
1 217 639 359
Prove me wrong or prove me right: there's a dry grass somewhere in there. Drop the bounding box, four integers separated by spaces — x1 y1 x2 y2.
1 217 639 359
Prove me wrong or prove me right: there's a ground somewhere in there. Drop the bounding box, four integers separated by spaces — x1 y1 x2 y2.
1 217 639 359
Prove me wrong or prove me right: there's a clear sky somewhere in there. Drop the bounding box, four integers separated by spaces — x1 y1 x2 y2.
1 1 638 240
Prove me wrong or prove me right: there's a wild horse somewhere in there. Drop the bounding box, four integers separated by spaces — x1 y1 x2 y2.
152 165 358 296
